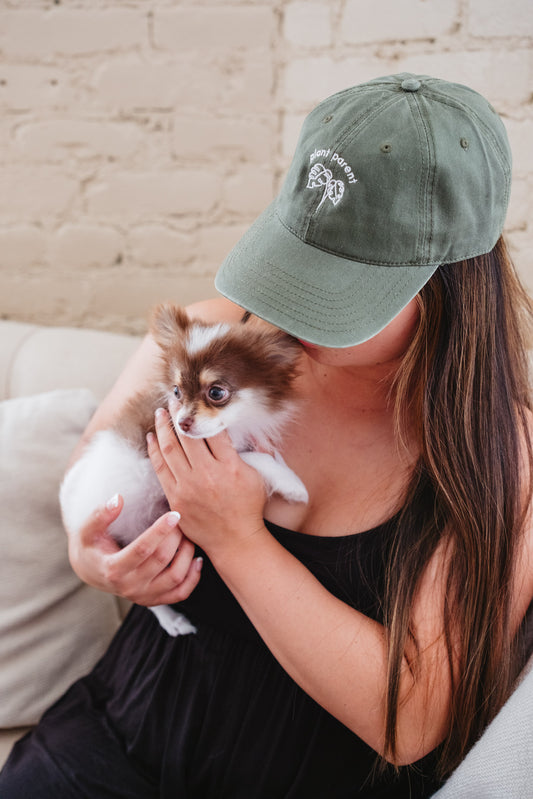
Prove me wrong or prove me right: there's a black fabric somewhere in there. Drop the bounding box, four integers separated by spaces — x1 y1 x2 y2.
0 519 443 798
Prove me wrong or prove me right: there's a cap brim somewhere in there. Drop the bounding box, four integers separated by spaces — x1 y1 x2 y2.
215 202 439 347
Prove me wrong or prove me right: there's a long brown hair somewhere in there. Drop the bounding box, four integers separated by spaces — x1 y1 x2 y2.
384 236 533 777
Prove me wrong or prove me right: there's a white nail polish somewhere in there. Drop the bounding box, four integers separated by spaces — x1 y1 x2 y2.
106 494 120 510
167 511 181 526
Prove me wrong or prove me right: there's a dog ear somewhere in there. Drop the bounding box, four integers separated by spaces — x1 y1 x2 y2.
263 330 303 369
150 303 190 349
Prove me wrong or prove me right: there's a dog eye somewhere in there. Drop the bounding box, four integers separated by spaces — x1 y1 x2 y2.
173 386 182 399
207 385 230 404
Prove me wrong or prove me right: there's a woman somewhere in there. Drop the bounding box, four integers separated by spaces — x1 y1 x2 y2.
1 73 532 798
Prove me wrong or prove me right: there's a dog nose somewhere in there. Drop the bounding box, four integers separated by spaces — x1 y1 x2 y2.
179 416 194 433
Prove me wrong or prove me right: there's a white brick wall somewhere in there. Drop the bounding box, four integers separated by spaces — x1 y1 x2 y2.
0 9 148 57
341 0 459 44
0 0 532 332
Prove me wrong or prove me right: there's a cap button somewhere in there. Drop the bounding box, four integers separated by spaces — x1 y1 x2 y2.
401 78 421 92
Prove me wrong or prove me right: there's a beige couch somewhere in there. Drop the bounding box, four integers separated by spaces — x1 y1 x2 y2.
0 320 140 767
0 319 532 796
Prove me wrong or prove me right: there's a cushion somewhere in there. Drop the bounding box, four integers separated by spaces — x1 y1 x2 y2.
0 389 122 727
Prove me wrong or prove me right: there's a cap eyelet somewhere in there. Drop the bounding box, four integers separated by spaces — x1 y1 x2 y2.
460 137 469 150
323 114 333 123
380 143 392 153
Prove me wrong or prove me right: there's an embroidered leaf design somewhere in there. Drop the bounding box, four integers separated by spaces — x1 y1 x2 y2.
307 163 345 209
327 180 344 206
307 163 332 188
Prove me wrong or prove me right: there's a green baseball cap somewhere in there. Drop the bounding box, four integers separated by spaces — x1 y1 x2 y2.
215 73 512 347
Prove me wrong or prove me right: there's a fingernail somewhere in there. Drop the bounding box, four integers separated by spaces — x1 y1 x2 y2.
106 494 120 510
146 431 155 446
155 407 167 420
167 511 181 527
195 556 203 572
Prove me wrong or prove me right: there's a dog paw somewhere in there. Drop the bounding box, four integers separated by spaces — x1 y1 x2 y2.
150 606 197 637
279 478 309 505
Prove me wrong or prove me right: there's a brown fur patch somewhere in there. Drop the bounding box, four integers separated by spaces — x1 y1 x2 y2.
113 303 303 452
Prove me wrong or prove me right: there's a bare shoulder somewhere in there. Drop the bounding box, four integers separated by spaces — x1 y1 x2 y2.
186 296 245 325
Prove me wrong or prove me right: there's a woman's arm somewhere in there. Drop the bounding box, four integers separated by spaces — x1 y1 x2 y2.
147 409 460 765
215 530 447 765
149 409 533 764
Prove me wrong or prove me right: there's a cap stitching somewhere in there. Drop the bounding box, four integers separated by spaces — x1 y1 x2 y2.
409 93 428 264
305 94 404 238
423 88 511 220
423 89 511 173
243 256 427 322
247 275 410 333
335 93 404 153
221 259 430 339
276 206 487 267
249 287 371 331
411 93 436 263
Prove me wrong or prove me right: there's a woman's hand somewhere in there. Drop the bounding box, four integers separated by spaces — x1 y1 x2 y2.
67 496 203 606
146 407 268 558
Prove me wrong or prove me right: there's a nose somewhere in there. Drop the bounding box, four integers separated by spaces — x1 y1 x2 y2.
178 416 194 433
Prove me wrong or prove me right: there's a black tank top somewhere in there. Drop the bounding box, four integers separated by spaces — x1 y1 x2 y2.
176 514 396 643
5 512 441 798
169 514 442 797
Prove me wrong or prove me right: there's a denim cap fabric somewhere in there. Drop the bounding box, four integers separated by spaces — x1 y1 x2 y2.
215 73 512 347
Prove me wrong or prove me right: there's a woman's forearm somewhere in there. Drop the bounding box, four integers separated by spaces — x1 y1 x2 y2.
211 526 449 765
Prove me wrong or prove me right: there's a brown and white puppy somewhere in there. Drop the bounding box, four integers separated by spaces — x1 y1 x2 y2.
60 304 307 635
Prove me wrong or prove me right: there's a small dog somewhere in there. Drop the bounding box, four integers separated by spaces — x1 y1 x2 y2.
60 304 308 636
